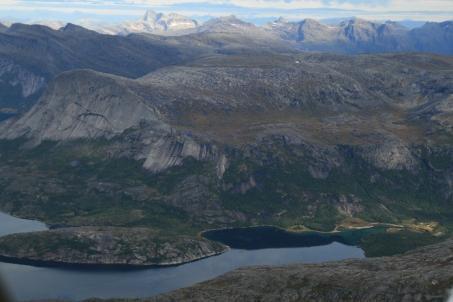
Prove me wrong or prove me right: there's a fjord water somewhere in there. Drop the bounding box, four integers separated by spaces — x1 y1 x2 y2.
0 212 48 237
0 212 365 301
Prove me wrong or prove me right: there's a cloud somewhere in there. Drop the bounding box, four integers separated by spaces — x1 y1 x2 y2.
0 0 19 5
118 0 453 11
1 0 452 23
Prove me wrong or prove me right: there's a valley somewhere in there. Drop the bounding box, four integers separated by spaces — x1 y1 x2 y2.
0 52 452 268
0 10 452 301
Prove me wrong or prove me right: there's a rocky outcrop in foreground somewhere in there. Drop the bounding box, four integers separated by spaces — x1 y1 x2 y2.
0 227 226 267
110 239 453 302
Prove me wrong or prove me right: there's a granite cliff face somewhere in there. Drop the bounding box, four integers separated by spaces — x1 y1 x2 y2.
0 58 45 111
0 70 161 142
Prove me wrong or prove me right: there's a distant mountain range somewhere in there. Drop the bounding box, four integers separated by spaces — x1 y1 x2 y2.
0 19 292 112
3 10 452 47
268 17 453 54
106 10 199 35
2 11 451 56
0 10 451 112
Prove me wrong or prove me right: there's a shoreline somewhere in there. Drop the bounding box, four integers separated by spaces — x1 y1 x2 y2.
0 209 436 270
199 223 383 237
0 248 229 271
0 224 371 270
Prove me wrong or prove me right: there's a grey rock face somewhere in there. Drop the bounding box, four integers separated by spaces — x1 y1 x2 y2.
298 19 338 43
0 59 45 98
410 21 453 55
116 10 199 35
358 140 417 171
0 58 45 110
143 136 219 172
2 53 453 175
198 15 256 34
0 70 160 142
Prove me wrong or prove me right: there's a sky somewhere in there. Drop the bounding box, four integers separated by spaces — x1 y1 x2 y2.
0 0 452 25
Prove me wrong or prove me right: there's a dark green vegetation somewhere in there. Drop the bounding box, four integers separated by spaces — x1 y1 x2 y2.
0 52 452 264
0 134 450 258
222 143 453 231
0 139 212 235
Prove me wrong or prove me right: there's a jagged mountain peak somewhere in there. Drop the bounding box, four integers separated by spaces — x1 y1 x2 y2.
141 9 194 25
118 9 198 35
199 15 256 33
440 20 453 28
378 21 408 35
339 18 381 42
297 18 336 42
216 15 241 21
60 23 92 33
205 15 252 26
142 9 160 22
265 17 295 29
383 20 406 27
6 22 56 35
300 18 324 26
420 20 453 31
274 16 290 24
340 17 374 26
263 17 300 40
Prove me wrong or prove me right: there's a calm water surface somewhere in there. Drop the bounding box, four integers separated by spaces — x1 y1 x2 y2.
0 212 365 301
0 212 48 237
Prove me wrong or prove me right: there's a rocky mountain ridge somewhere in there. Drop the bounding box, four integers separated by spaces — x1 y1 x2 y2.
0 14 452 112
266 17 452 54
3 53 452 144
3 12 451 55
0 19 297 111
116 10 199 35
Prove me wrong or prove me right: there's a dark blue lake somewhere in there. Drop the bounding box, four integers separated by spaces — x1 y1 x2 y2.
0 113 16 122
0 213 365 301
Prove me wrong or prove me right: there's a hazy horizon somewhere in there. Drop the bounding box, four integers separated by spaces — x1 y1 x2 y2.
0 0 452 27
